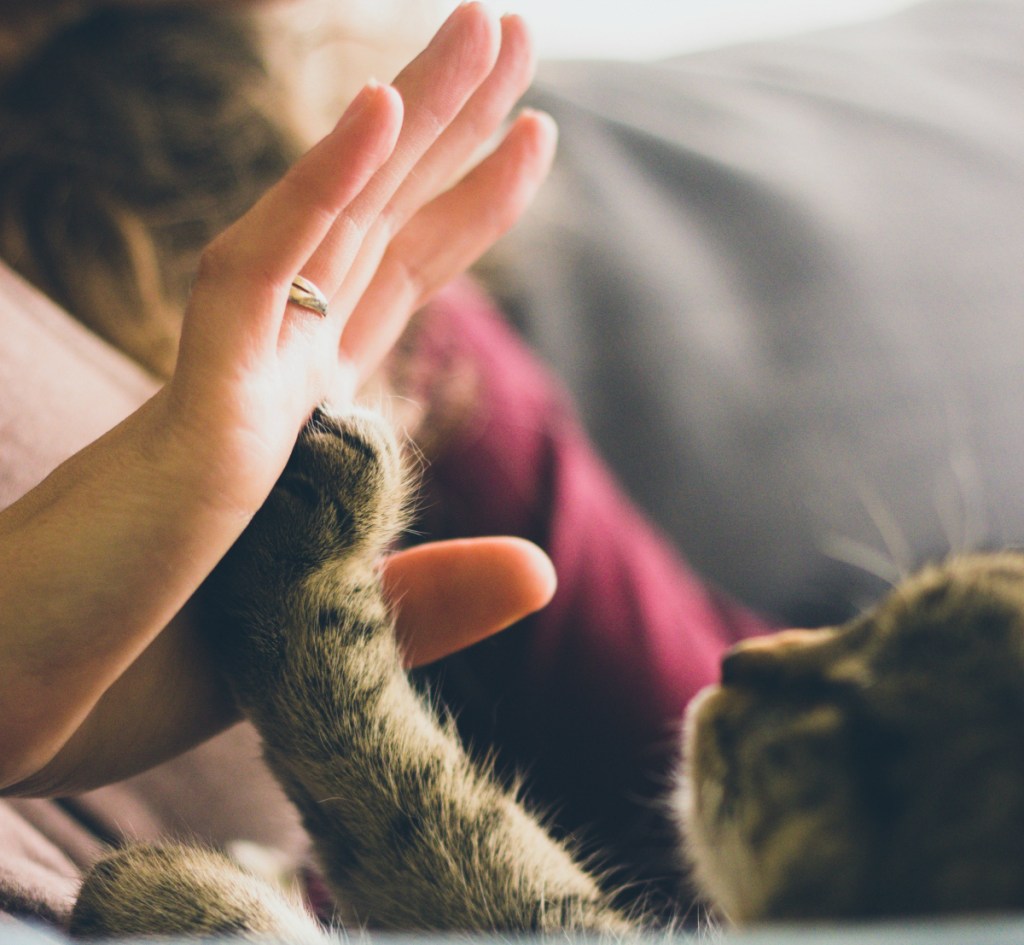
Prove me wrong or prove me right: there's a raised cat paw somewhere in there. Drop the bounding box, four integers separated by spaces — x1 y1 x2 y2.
205 405 407 707
216 405 405 588
257 405 406 573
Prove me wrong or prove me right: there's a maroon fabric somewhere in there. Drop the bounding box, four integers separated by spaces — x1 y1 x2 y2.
414 281 774 903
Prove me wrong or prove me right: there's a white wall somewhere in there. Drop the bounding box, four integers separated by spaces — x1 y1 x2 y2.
493 0 921 59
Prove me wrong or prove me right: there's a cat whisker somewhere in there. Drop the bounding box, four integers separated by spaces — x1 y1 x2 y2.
948 384 988 544
934 393 989 558
846 477 913 582
820 534 901 590
804 440 911 597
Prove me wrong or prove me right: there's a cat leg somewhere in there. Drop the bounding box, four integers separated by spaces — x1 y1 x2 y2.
208 407 636 934
69 843 329 942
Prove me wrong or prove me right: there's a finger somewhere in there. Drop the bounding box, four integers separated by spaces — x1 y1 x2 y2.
297 2 501 303
341 109 558 382
326 12 536 334
177 82 402 374
322 13 534 336
371 14 536 248
382 537 557 669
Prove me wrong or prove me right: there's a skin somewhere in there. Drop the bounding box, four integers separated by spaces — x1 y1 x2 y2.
0 2 559 796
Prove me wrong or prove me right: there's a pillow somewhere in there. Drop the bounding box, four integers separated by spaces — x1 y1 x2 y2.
488 0 1024 625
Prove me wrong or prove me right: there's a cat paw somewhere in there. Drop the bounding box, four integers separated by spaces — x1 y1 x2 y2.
205 404 407 697
275 405 408 565
219 405 407 591
70 844 327 943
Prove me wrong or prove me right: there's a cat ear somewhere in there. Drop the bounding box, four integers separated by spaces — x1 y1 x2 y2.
720 629 834 685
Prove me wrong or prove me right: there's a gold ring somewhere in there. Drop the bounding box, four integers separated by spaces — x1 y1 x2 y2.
288 274 329 318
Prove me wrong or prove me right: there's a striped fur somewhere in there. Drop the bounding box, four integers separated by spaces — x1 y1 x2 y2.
72 407 633 939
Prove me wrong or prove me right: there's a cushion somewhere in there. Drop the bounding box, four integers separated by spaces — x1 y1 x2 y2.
489 0 1024 625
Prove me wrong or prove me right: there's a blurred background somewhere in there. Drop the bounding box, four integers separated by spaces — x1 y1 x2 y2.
284 0 925 122
319 0 923 68
488 0 919 58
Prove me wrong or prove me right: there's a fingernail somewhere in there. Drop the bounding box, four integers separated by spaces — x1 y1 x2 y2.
336 80 384 129
440 2 483 34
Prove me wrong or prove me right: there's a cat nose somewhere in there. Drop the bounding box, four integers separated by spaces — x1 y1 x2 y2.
720 629 825 686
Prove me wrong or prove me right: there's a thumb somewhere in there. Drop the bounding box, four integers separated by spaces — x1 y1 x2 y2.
380 537 557 668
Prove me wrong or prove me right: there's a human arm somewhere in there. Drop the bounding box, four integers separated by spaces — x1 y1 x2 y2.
0 4 558 796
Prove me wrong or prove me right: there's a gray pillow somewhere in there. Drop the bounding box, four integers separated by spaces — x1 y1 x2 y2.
488 0 1024 625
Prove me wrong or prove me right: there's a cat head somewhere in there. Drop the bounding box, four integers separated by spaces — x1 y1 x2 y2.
681 552 1024 923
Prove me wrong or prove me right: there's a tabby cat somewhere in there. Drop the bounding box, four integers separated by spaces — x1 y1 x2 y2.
69 404 1024 936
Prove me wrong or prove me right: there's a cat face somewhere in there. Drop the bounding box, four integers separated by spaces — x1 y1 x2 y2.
680 553 1024 923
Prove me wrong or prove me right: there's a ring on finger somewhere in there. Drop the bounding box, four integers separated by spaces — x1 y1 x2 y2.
288 274 329 318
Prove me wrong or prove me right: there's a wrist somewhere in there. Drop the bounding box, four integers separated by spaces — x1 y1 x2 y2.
149 381 285 523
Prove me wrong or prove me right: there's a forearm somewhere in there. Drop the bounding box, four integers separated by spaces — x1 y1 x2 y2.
2 602 239 797
0 389 254 789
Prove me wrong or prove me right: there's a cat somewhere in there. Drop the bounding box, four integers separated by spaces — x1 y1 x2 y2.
8 6 1024 936
682 552 1024 922
67 404 1024 938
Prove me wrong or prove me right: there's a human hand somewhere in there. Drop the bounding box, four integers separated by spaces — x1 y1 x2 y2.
165 2 556 517
0 4 557 794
